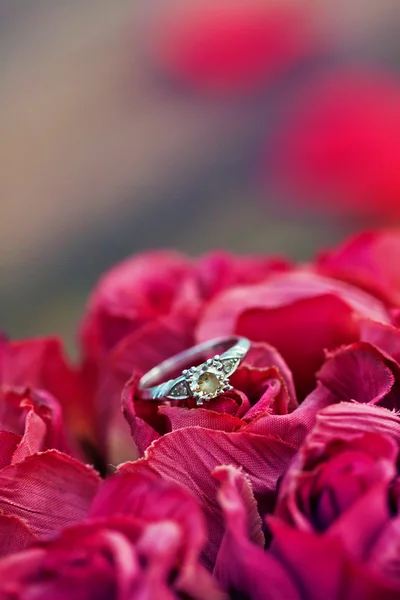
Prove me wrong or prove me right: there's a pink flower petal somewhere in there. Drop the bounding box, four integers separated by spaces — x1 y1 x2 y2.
80 250 194 361
317 229 400 305
0 431 21 469
0 521 137 600
310 402 400 448
197 271 389 398
89 470 206 568
214 466 299 600
121 377 161 457
328 482 394 561
267 518 347 600
160 406 243 432
119 427 297 568
242 374 288 420
240 342 297 410
194 251 291 299
0 388 71 464
0 337 91 444
0 515 38 558
107 313 196 380
0 450 100 538
316 342 395 406
11 409 47 464
366 516 400 586
213 465 265 547
360 319 400 363
197 271 389 342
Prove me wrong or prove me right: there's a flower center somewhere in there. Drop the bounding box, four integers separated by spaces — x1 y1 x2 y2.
197 372 220 394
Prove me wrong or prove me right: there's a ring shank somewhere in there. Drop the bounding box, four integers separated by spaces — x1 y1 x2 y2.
138 336 249 401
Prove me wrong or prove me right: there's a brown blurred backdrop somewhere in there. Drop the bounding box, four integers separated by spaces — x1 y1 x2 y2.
1 1 399 352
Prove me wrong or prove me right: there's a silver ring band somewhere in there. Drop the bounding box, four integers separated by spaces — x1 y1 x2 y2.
138 336 250 406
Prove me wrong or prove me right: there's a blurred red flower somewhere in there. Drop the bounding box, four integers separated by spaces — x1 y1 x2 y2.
150 3 316 93
270 71 400 217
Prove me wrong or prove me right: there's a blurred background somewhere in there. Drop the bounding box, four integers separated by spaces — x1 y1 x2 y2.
2 0 400 353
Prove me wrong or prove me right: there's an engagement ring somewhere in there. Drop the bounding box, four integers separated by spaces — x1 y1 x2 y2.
138 336 250 406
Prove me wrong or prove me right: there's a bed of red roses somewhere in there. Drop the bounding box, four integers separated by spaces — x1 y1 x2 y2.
2 229 400 598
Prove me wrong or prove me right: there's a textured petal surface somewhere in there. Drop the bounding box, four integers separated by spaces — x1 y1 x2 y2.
214 466 299 600
0 515 38 558
316 342 395 405
0 337 91 444
0 450 100 537
197 271 389 398
119 427 298 568
318 230 400 304
89 470 206 568
80 250 194 361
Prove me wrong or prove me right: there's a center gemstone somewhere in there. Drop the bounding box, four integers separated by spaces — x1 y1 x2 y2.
197 372 220 395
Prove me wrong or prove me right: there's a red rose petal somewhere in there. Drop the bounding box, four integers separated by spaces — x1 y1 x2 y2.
316 342 395 406
0 431 21 469
119 427 297 568
317 230 400 305
0 450 100 538
159 406 243 433
197 271 389 399
214 466 299 600
0 515 38 558
361 320 400 362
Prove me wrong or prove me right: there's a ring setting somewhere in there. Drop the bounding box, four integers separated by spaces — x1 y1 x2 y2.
138 336 250 406
176 356 238 405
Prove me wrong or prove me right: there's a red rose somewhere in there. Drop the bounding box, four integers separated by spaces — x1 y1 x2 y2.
80 250 288 370
0 471 223 600
0 388 69 467
0 451 100 558
267 402 400 597
275 426 397 537
0 339 102 559
79 250 289 459
214 404 400 598
123 341 298 456
0 336 92 450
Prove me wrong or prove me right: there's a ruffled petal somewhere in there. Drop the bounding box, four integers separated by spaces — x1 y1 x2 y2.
197 271 389 398
317 229 400 305
89 470 206 568
0 515 38 558
0 450 100 537
0 337 91 444
160 406 243 432
119 427 298 568
316 342 395 406
213 466 299 600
